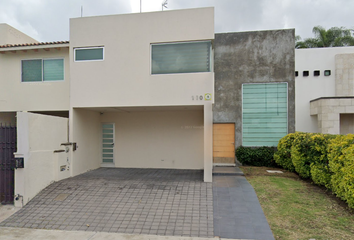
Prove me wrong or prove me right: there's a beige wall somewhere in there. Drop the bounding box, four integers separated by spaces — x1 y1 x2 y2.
335 53 354 96
100 110 204 169
0 24 38 46
310 98 354 134
69 8 214 108
14 112 69 207
71 108 101 176
340 114 354 135
0 112 16 125
0 48 70 111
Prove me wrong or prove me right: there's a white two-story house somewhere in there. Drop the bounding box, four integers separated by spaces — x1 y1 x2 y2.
0 8 215 205
68 8 214 182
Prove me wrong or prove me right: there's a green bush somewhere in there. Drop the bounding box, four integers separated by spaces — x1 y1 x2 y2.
236 146 278 167
272 132 354 209
328 134 354 208
274 133 296 172
291 132 335 182
310 163 332 189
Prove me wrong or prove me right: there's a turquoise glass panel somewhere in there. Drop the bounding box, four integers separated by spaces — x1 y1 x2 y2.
103 158 113 163
103 144 113 148
242 83 288 147
75 48 103 61
102 129 113 133
151 41 211 74
22 60 42 82
43 59 64 81
103 134 113 139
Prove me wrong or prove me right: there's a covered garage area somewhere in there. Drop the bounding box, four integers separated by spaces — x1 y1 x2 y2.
69 106 212 181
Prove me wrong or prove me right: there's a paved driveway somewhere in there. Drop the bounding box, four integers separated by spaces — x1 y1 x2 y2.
0 168 214 238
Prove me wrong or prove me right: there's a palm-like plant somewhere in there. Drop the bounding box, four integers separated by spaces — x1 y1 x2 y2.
296 26 354 48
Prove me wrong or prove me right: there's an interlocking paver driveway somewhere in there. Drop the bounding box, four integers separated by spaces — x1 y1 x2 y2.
0 168 214 237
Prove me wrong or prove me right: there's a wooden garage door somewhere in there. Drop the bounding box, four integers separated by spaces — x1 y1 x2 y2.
213 123 235 164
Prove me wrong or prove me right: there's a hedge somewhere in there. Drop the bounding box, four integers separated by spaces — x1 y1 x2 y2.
275 132 354 209
328 134 354 209
236 146 278 167
274 133 296 172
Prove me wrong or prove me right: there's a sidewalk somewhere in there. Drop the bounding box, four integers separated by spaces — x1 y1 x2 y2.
0 227 240 240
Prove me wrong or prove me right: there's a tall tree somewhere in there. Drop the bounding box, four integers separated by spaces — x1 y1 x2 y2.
296 26 354 48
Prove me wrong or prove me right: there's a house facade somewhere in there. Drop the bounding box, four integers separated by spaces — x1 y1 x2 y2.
213 29 295 164
0 7 296 206
295 47 354 134
68 8 214 182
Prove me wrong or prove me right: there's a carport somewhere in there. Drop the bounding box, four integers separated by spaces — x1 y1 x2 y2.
70 105 213 182
1 168 214 237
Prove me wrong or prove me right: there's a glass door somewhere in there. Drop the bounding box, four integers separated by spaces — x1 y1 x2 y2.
102 123 114 163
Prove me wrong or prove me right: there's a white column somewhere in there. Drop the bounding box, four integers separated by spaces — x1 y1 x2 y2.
203 103 213 182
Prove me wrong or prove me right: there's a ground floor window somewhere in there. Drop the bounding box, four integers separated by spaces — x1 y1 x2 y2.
242 83 288 146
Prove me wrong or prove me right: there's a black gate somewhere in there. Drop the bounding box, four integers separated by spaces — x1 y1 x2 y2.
0 125 17 204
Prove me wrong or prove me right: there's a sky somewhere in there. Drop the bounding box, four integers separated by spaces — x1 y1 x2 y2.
0 0 353 42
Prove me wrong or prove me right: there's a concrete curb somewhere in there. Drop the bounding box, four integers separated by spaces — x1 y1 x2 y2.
0 227 248 240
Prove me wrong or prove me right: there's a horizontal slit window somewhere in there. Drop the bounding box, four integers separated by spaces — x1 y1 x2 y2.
75 47 104 61
151 41 212 74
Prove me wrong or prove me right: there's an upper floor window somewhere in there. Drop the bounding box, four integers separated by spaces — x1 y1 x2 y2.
22 59 64 82
74 47 104 61
151 41 212 75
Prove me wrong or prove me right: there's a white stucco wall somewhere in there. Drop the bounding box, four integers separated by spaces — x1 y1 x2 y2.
0 24 38 46
69 8 214 108
100 110 204 169
71 108 101 176
295 47 354 132
0 48 70 112
14 112 69 207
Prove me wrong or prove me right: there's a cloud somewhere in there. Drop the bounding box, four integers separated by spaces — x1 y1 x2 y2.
0 0 132 41
0 0 353 41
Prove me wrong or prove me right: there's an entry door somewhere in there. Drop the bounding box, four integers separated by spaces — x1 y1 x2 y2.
213 123 235 164
102 123 114 163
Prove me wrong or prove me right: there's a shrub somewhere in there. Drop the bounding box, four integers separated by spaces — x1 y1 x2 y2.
328 134 354 208
236 146 278 167
274 133 296 172
291 132 335 182
310 163 332 189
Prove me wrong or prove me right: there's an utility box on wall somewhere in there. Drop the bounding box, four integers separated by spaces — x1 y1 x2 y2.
15 158 24 168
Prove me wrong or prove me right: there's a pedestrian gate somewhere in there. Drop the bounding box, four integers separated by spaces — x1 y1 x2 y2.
0 125 16 204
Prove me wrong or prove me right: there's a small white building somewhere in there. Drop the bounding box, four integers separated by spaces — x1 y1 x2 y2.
295 47 354 134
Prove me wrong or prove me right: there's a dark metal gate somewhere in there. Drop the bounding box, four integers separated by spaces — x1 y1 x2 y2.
0 125 17 204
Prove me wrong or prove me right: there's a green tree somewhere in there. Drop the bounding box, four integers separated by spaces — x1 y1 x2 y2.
296 26 354 48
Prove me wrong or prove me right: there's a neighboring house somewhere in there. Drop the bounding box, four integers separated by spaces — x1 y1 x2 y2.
295 47 354 134
213 29 295 165
0 7 296 206
0 23 70 121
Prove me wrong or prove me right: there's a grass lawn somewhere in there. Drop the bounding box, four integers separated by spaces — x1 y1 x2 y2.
241 166 354 240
